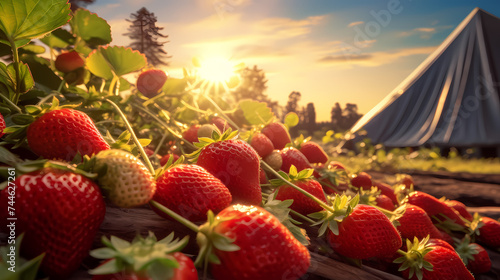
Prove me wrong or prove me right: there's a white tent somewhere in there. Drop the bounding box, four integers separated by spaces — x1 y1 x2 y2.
350 8 500 148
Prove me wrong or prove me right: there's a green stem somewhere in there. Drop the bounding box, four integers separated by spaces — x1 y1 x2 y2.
108 75 119 96
0 93 22 113
37 93 58 106
131 103 197 150
150 200 200 233
9 38 21 104
290 209 317 224
261 160 336 213
153 132 169 158
104 99 155 175
56 79 66 93
201 91 240 130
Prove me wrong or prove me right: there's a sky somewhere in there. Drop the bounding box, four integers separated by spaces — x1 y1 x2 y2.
85 0 500 122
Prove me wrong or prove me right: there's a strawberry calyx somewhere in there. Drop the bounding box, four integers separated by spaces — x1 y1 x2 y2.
308 194 359 236
269 165 315 187
187 128 239 162
431 213 469 233
262 194 310 246
288 134 312 149
154 154 185 178
89 232 189 279
194 210 240 268
357 186 380 206
0 234 45 280
315 166 349 194
468 212 483 240
454 235 479 266
394 236 434 280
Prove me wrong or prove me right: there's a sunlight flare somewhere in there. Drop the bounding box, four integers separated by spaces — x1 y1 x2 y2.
196 56 237 83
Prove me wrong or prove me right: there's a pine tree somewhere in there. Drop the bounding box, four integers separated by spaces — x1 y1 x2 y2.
124 7 170 66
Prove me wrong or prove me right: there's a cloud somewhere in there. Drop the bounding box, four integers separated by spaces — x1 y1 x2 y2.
256 15 326 38
397 25 453 39
318 53 373 63
348 21 364 27
232 44 289 59
317 45 437 67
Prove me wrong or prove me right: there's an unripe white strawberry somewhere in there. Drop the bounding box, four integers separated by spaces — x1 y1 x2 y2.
95 149 156 208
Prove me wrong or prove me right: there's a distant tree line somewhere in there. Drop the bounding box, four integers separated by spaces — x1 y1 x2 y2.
231 66 362 138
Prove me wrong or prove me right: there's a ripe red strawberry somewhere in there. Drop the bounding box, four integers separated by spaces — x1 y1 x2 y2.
398 174 415 188
54 50 85 73
350 171 373 189
0 168 105 279
202 204 310 280
272 167 327 215
279 146 312 173
182 124 200 143
0 112 6 138
261 122 291 150
211 116 232 132
250 132 274 158
373 181 398 205
259 168 268 184
375 194 395 211
152 164 232 222
328 161 347 171
455 236 491 274
427 238 455 251
299 141 328 164
405 191 467 227
27 108 110 161
95 149 156 208
445 199 473 221
160 153 180 166
465 244 491 274
327 204 402 259
136 69 168 98
90 233 197 280
397 204 444 241
477 216 500 248
438 229 454 245
396 237 474 280
196 132 262 205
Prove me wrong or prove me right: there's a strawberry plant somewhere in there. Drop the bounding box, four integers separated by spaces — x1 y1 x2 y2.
1 1 499 279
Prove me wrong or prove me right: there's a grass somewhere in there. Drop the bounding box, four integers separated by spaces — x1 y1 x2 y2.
334 155 500 175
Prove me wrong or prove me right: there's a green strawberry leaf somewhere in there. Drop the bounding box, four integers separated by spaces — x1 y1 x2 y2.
22 54 63 90
162 77 188 95
0 61 34 94
0 0 71 46
87 46 147 79
86 48 113 80
70 9 111 47
238 99 274 125
39 28 75 48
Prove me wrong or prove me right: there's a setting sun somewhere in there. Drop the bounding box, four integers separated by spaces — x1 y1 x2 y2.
196 56 237 83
